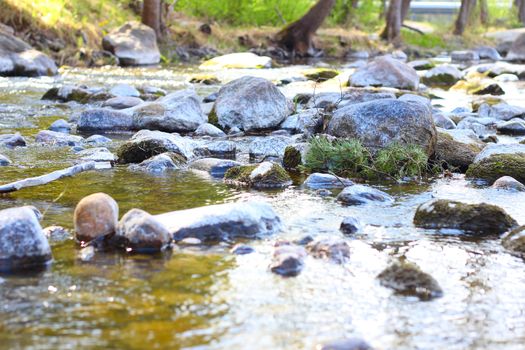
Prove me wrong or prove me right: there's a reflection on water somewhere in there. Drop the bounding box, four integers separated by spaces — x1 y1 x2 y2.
0 65 525 349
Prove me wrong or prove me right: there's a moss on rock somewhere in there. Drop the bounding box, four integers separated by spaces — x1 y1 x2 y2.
303 68 340 82
434 131 483 172
283 146 302 170
466 154 525 184
224 162 292 189
502 226 525 258
117 139 186 164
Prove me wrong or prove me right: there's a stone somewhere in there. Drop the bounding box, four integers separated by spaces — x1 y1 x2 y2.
434 129 485 172
115 208 171 252
117 130 193 164
471 83 504 96
213 76 291 132
391 50 408 61
102 21 160 66
0 133 26 148
224 162 292 189
270 244 306 277
194 123 226 137
303 173 354 189
502 226 525 258
103 96 143 109
42 85 110 103
78 246 95 262
408 59 435 70
178 237 202 245
466 143 525 183
128 152 182 173
43 225 72 242
249 136 294 160
0 154 11 166
414 199 517 235
188 158 242 178
492 176 525 191
35 130 84 147
189 74 221 85
0 206 52 272
481 103 525 121
377 260 443 301
340 217 362 235
451 50 479 61
77 108 134 131
280 109 324 135
494 73 518 82
283 143 309 170
337 185 394 205
474 46 502 60
306 238 351 264
506 32 525 62
421 65 463 87
85 134 112 145
77 147 116 162
49 119 71 133
326 99 437 156
73 193 119 242
349 56 419 90
109 84 140 97
194 140 236 159
320 338 373 350
433 112 456 129
302 68 339 82
200 52 272 69
497 120 525 135
0 31 57 77
231 244 255 255
154 201 282 242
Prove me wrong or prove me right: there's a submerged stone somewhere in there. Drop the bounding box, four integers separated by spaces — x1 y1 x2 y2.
0 133 26 148
414 199 517 235
188 158 241 178
337 185 394 206
35 130 84 147
73 193 119 242
231 244 255 255
304 173 354 189
43 226 72 243
115 209 171 252
306 238 351 264
377 260 443 301
128 152 182 173
0 154 11 166
270 244 306 277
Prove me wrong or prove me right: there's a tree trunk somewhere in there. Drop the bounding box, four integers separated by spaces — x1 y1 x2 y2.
275 0 336 56
380 0 403 42
142 0 162 39
401 0 412 21
519 0 525 25
479 0 488 25
454 0 476 35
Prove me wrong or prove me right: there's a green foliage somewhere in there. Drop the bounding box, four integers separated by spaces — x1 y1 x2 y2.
329 0 382 29
401 30 446 49
303 136 430 181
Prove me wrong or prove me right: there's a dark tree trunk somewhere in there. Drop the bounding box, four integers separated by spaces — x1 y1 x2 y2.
454 0 476 35
275 0 336 56
479 0 488 25
142 0 162 39
401 0 412 21
380 0 403 42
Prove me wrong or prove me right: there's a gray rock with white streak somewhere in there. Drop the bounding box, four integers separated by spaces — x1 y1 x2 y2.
194 123 226 137
304 173 354 189
337 185 394 205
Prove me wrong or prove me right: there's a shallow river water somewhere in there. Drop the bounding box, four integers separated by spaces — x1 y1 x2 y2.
1 64 525 350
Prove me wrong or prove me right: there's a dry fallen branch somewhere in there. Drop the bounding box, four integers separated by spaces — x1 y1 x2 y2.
0 161 96 193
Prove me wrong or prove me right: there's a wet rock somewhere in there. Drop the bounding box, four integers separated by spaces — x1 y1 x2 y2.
408 59 435 70
77 147 116 162
326 99 436 156
467 144 525 183
73 193 119 242
189 74 220 85
349 56 419 90
270 244 306 277
320 338 373 350
474 46 502 60
414 199 517 235
506 32 525 62
35 130 84 147
492 176 525 191
78 246 95 262
377 260 443 300
435 129 485 172
497 120 525 135
128 152 182 173
502 226 525 258
102 21 160 66
48 119 71 133
280 109 324 135
456 116 495 136
306 238 350 264
479 103 525 121
200 52 272 69
0 206 52 272
213 76 291 132
0 31 57 77
85 134 112 145
155 201 282 242
282 143 308 170
340 217 362 235
421 65 463 87
0 154 11 166
103 96 143 109
249 135 294 160
117 130 193 164
451 50 479 61
224 162 292 189
43 225 72 242
231 244 255 255
109 84 140 97
303 68 339 82
0 133 26 148
115 209 171 252
194 140 236 158
494 73 518 82
304 173 354 189
77 108 133 131
178 237 202 246
203 92 218 103
469 82 505 96
42 85 110 103
194 123 225 137
337 185 394 205
188 158 241 178
433 112 456 129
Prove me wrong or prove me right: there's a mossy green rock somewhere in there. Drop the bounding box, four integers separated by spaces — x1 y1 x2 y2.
303 68 340 82
414 199 517 235
283 145 303 170
435 130 484 172
377 260 443 301
466 154 525 184
502 226 525 258
224 162 292 189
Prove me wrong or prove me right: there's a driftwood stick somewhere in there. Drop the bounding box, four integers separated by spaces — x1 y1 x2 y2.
0 161 97 193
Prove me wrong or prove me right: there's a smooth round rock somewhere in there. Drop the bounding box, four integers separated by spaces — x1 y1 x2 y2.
116 208 171 252
492 176 525 191
74 193 119 242
340 217 362 235
337 185 394 205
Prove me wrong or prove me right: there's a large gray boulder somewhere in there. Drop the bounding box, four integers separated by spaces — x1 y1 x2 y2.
349 56 419 90
0 206 52 272
212 76 292 131
0 31 57 77
102 21 160 66
421 65 463 87
506 32 525 62
435 128 485 172
326 99 437 156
